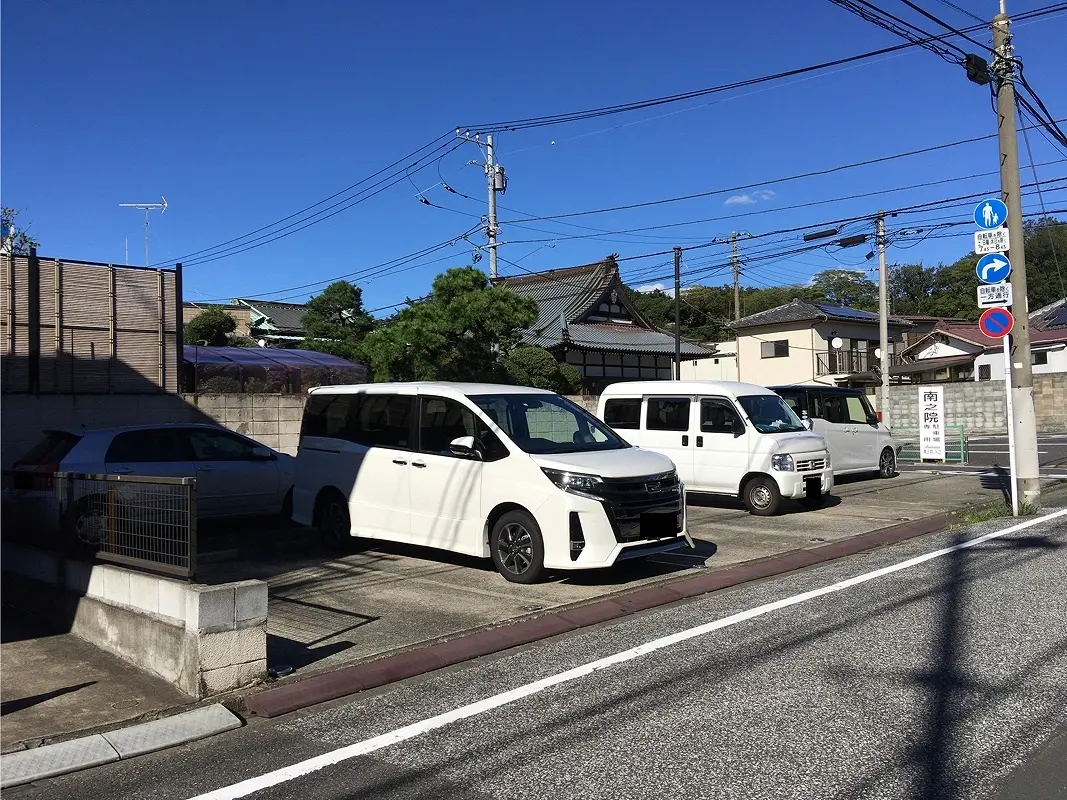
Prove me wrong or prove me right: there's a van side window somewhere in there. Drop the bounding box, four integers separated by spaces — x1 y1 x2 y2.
419 395 507 460
301 394 355 439
845 395 872 424
355 394 414 450
604 398 641 429
646 398 690 432
700 398 742 434
823 395 848 425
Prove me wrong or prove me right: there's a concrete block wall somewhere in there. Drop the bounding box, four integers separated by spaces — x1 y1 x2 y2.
872 373 1067 434
1 392 307 467
1 544 268 698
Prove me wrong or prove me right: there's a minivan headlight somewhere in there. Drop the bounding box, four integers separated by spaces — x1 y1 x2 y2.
542 469 603 495
771 454 795 472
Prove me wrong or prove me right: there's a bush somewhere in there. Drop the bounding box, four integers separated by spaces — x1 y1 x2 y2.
504 346 585 394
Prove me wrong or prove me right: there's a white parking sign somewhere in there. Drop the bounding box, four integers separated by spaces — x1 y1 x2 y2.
977 283 1012 308
974 228 1010 255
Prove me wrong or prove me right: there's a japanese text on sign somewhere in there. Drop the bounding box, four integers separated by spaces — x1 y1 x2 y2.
977 283 1013 308
919 386 946 461
973 228 1010 255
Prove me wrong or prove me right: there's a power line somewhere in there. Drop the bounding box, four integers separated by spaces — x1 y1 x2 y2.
930 0 986 24
496 121 1063 224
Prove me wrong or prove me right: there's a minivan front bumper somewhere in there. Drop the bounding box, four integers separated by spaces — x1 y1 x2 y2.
774 467 834 498
538 477 691 570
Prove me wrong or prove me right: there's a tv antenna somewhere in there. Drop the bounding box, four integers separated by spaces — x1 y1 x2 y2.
119 196 167 266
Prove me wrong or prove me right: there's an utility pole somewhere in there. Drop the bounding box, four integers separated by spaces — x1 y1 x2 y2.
673 246 682 379
731 233 741 320
485 135 500 280
992 5 1041 507
876 211 891 429
457 130 506 280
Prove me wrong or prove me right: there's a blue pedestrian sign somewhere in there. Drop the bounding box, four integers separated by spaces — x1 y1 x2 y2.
975 253 1012 284
974 198 1008 230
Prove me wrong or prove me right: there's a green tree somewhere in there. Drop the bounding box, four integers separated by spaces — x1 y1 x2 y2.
184 306 237 346
363 266 539 382
888 263 937 315
1022 217 1067 310
503 345 583 393
810 269 878 310
300 281 375 360
1 207 41 255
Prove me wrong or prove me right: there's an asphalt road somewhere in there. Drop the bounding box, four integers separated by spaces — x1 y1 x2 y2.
963 434 1067 470
14 510 1067 800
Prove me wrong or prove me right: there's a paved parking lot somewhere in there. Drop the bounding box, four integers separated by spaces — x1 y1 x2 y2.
197 469 1026 680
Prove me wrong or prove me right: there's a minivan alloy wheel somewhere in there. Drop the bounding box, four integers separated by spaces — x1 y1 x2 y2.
879 448 896 478
497 522 534 575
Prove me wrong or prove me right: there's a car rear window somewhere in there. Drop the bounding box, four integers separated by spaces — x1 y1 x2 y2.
14 431 82 469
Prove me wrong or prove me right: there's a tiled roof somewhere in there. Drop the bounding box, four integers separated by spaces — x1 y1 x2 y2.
232 299 308 334
499 261 713 356
1030 297 1067 330
730 299 912 330
529 322 711 356
926 321 1067 349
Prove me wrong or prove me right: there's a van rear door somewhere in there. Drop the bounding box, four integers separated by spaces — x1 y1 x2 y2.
641 396 695 486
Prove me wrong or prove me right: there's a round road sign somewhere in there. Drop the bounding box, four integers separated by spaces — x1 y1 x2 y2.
974 198 1008 230
979 306 1014 339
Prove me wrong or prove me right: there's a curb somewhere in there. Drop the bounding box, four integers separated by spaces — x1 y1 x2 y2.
246 511 956 718
0 703 243 789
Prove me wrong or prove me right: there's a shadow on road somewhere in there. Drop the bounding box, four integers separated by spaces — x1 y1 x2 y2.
0 681 96 716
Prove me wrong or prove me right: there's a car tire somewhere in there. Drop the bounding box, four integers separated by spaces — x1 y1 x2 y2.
490 510 546 584
878 447 896 479
743 476 782 516
63 495 110 558
315 490 353 550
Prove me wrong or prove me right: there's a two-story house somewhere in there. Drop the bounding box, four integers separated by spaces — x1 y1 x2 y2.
730 299 912 387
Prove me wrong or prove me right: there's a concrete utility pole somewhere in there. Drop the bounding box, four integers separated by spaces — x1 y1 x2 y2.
673 246 682 379
876 211 891 429
485 135 500 280
731 233 741 321
992 6 1041 507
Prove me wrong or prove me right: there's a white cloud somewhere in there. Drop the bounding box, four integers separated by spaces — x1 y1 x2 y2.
724 189 776 207
636 283 674 297
724 194 757 206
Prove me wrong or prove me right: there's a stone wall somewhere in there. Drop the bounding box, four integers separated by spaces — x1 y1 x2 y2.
2 393 306 467
872 373 1067 434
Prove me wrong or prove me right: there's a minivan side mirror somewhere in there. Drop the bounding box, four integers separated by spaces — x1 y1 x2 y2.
250 446 277 461
866 414 879 426
449 435 481 459
731 418 746 437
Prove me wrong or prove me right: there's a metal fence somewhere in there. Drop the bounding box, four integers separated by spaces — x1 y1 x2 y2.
2 471 197 579
891 424 969 464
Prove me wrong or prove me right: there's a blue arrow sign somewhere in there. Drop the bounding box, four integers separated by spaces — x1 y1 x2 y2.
976 253 1012 284
974 198 1008 230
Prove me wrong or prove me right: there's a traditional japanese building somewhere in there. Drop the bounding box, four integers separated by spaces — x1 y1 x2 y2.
499 259 713 393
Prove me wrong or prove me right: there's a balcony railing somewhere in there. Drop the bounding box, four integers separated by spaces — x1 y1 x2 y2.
816 350 901 376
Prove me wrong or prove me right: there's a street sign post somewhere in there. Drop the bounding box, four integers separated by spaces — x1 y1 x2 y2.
919 387 946 461
975 253 1012 284
974 228 1010 255
978 306 1015 338
974 198 1009 229
977 283 1013 308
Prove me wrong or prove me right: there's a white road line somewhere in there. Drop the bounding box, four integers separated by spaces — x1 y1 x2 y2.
968 450 1049 454
188 508 1067 800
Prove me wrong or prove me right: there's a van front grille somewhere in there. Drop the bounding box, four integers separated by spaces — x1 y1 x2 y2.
796 458 826 472
586 471 684 543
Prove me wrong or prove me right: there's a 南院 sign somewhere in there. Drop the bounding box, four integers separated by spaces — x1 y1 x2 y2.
919 386 946 461
977 282 1013 308
974 228 1010 255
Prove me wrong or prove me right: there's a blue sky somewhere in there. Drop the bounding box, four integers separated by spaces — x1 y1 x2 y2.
3 0 1065 315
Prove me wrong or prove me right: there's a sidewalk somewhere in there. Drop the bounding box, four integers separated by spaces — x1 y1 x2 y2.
0 613 190 752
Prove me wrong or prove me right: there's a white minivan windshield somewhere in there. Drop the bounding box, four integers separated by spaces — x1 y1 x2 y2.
737 395 807 434
472 394 629 455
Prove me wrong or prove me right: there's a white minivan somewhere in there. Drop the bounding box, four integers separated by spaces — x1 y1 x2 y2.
597 381 834 516
769 385 898 479
292 382 692 583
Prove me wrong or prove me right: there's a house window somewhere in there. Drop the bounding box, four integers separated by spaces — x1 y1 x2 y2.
978 364 991 381
760 340 789 359
1033 350 1049 366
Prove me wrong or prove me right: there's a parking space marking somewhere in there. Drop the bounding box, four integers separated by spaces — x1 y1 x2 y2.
187 508 1067 800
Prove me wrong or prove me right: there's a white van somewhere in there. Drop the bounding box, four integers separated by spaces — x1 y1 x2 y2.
293 382 692 584
597 380 834 516
769 385 898 478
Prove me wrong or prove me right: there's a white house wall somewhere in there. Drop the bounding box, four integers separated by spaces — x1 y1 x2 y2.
681 355 738 381
913 340 977 360
973 344 1067 381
